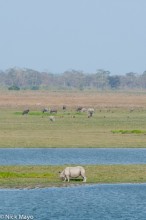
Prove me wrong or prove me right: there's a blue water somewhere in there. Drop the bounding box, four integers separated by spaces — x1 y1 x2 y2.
0 148 146 165
0 184 146 220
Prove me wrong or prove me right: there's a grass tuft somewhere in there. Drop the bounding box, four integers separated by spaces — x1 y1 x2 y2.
112 130 146 134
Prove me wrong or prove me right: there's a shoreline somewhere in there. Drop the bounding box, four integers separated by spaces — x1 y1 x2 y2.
0 182 146 190
0 146 146 148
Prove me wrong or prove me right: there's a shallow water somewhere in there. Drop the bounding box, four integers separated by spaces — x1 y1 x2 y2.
0 184 146 220
0 148 146 165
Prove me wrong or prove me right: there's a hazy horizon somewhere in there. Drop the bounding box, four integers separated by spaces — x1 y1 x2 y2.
0 0 146 75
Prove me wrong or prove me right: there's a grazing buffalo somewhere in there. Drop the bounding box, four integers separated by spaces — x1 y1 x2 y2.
50 108 57 114
62 105 66 110
42 108 49 113
76 106 83 112
59 166 86 182
22 109 29 115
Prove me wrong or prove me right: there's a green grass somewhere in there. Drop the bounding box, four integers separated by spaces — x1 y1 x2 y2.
112 129 146 134
0 165 146 188
15 111 83 117
0 108 146 148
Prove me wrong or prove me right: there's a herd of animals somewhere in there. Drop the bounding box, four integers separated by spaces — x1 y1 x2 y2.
21 105 140 183
22 106 92 182
22 105 95 121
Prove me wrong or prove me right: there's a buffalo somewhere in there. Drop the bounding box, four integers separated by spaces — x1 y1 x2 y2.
62 105 66 110
50 108 57 114
76 107 83 112
42 108 49 113
22 109 29 115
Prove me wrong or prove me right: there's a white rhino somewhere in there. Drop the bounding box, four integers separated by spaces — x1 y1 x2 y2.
59 166 86 182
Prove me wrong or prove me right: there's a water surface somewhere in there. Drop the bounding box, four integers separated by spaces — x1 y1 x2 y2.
0 148 146 165
0 184 146 220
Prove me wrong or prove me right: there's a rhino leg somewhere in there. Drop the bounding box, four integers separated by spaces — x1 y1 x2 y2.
63 175 70 182
66 175 70 182
63 176 67 182
83 177 86 182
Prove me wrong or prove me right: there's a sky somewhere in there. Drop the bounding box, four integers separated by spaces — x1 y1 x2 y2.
0 0 146 75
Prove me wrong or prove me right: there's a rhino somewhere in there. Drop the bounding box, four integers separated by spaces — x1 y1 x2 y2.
59 166 86 182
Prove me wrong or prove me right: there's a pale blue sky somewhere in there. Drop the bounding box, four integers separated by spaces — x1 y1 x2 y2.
0 0 146 75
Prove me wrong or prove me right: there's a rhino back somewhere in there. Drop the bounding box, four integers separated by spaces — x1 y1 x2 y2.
64 167 83 177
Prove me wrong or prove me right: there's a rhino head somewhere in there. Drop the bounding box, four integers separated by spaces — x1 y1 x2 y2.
59 171 65 180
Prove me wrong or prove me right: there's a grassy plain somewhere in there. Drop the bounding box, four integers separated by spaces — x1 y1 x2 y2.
0 90 146 187
0 165 146 188
0 90 146 148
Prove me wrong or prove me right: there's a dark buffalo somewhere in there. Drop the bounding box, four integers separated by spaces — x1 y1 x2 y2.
76 106 83 112
22 109 29 115
42 108 49 113
62 105 66 110
50 108 57 114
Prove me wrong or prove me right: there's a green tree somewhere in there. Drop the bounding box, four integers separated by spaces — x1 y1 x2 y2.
95 69 110 90
108 75 120 89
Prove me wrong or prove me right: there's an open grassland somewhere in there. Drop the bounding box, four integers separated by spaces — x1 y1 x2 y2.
0 90 146 148
0 165 146 188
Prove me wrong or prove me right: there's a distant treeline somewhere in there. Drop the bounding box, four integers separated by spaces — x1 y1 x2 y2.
0 67 146 90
